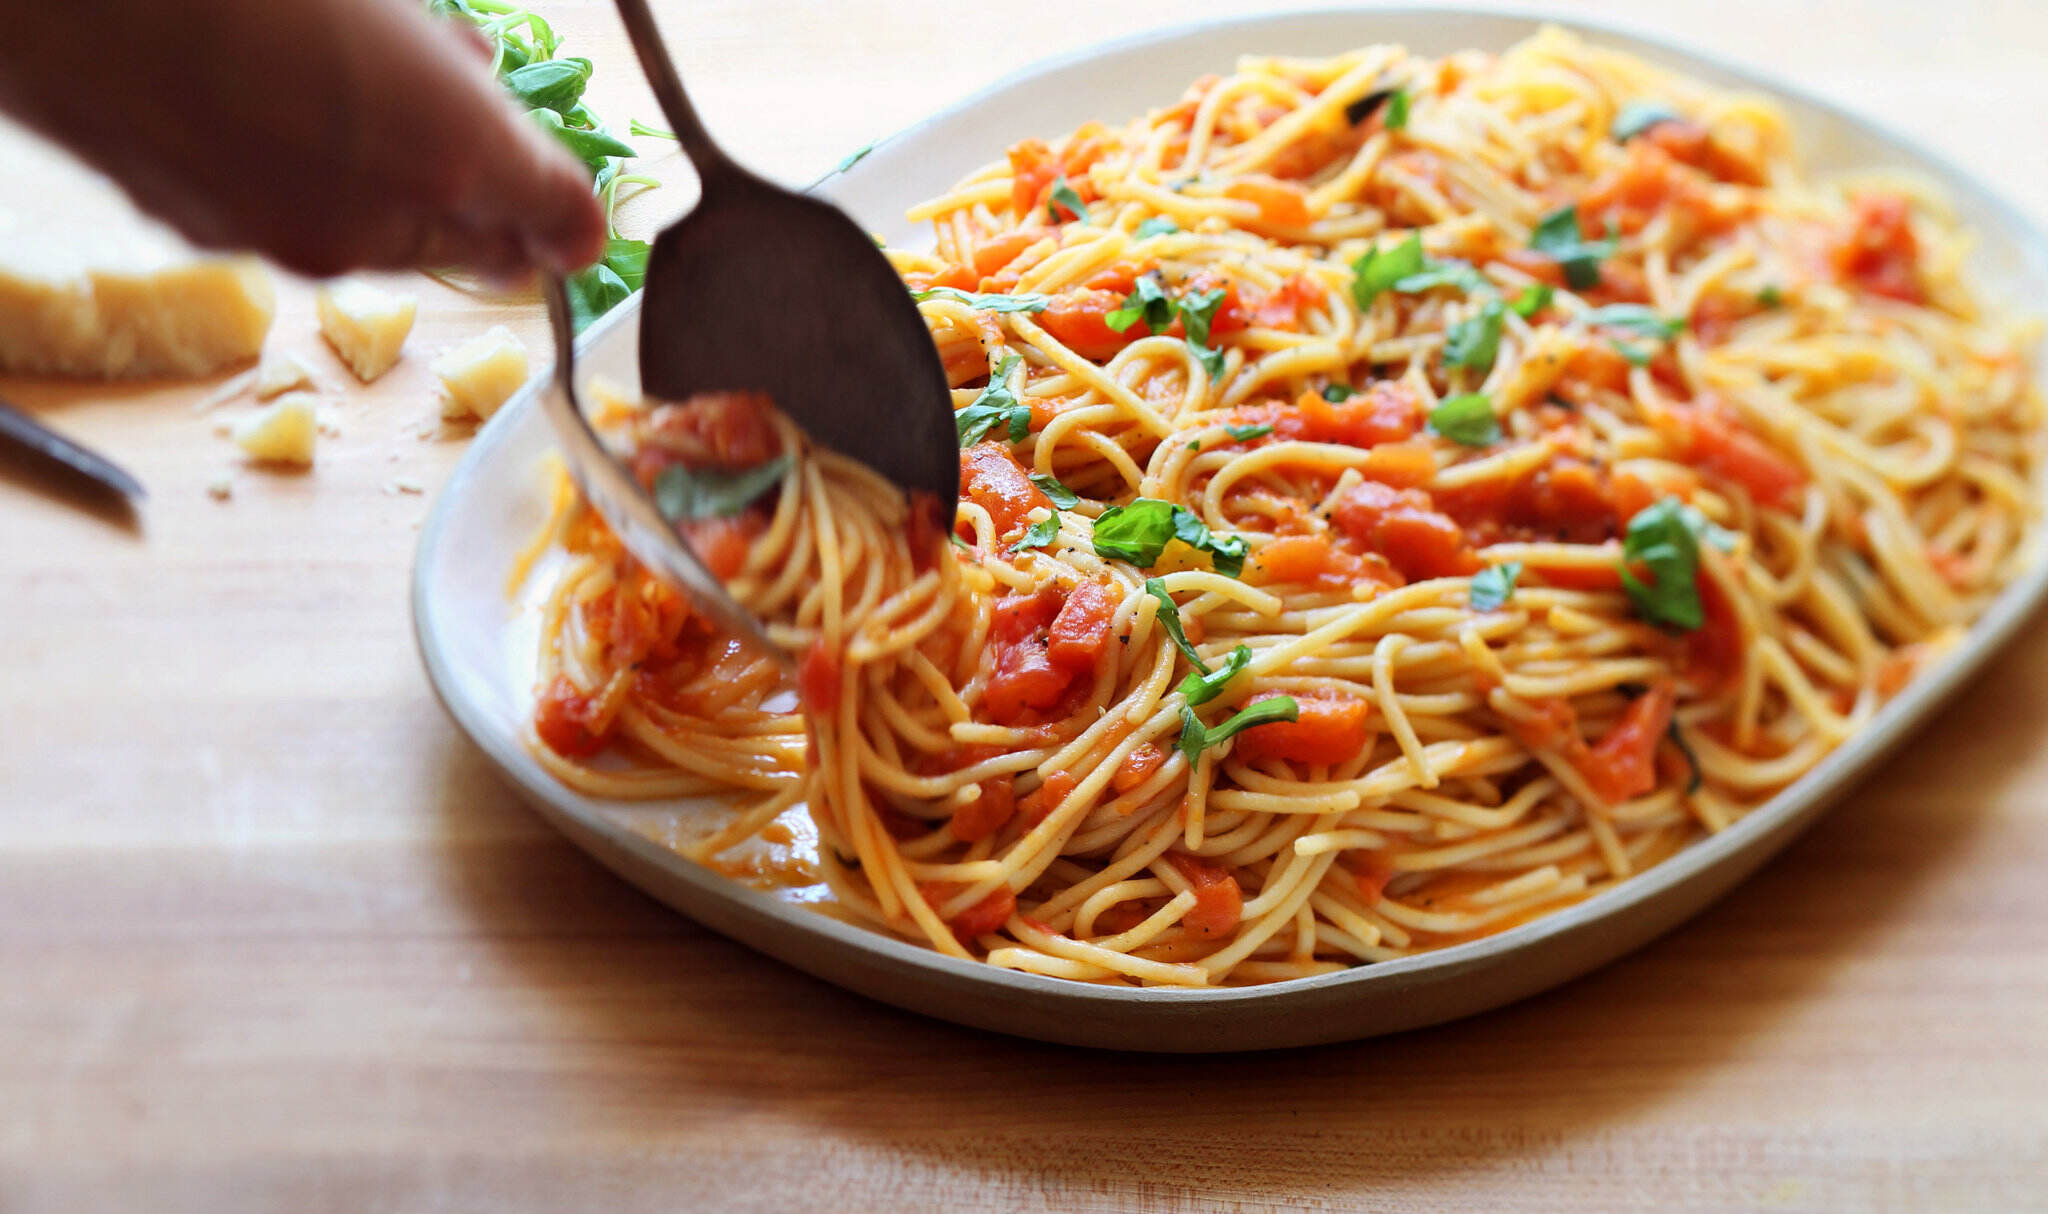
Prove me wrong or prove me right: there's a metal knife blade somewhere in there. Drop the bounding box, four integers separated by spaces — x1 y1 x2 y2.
0 395 145 500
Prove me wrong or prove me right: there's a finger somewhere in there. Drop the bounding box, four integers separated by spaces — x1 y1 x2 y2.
417 221 528 280
444 19 495 65
462 109 608 273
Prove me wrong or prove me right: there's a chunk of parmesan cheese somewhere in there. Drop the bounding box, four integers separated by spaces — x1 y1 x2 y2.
316 279 416 382
432 325 529 420
231 392 318 465
0 121 274 378
255 350 317 400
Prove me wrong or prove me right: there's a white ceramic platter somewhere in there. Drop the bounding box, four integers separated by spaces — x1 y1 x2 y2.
414 8 2048 1051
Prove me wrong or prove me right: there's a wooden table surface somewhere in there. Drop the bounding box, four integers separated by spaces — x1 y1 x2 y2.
6 1 2047 1209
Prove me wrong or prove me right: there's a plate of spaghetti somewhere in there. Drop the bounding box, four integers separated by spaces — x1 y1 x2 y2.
415 11 2048 1050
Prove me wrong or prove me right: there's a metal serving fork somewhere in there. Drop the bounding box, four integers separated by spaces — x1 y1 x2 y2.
535 0 959 662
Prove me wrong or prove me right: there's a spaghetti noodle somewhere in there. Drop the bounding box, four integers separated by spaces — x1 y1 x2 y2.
519 28 2040 986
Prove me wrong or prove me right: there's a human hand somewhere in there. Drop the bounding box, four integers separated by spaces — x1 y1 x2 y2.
0 0 606 277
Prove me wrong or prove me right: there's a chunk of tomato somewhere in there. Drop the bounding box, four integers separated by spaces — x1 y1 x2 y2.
1275 383 1421 448
1577 682 1677 804
534 676 609 758
1163 852 1243 939
1332 481 1480 580
1047 580 1116 673
960 441 1051 539
1229 690 1371 766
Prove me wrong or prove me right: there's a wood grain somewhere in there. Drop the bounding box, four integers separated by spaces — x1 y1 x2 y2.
5 2 2048 1210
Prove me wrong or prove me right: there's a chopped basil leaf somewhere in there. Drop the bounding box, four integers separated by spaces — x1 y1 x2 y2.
1178 286 1230 378
1511 283 1555 318
1690 505 1740 553
1106 273 1175 335
1618 496 1732 631
1093 499 1246 577
1028 474 1081 509
1172 507 1247 578
1667 719 1704 794
1350 232 1427 309
1610 339 1652 367
1344 88 1395 127
1047 176 1085 223
910 286 1051 313
949 531 973 550
1444 297 1506 371
1009 515 1059 553
1391 260 1492 296
1757 284 1784 309
1612 100 1682 142
1322 383 1356 402
1144 578 1209 672
654 454 792 522
1385 89 1411 131
1187 439 1201 451
955 355 1030 446
1177 644 1251 706
505 57 591 114
1530 204 1615 291
1134 216 1180 239
1225 423 1274 440
1179 696 1300 763
1091 499 1179 568
835 143 874 173
1580 304 1685 341
1426 393 1501 446
1470 561 1522 611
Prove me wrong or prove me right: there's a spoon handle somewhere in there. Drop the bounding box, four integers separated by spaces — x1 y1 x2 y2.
611 0 740 184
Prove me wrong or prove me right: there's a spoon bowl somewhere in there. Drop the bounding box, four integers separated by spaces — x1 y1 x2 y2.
617 0 959 506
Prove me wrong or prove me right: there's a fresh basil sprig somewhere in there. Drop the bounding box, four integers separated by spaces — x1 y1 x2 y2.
563 263 630 332
505 57 590 114
433 1 651 332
